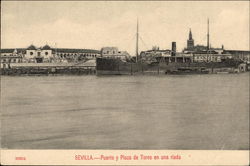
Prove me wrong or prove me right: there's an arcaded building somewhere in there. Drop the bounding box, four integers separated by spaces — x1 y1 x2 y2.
0 45 101 66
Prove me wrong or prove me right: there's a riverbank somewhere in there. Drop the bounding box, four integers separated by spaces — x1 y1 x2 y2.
1 62 249 76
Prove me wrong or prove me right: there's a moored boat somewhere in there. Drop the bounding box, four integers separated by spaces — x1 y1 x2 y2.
96 19 249 76
165 67 209 75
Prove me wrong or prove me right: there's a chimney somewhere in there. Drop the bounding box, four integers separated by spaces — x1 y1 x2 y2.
171 42 176 56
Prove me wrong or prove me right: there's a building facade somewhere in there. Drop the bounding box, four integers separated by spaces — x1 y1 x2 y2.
25 45 53 62
1 45 101 68
100 47 130 60
182 29 250 63
0 49 24 68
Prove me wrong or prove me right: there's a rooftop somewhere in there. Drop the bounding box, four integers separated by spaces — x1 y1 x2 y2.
27 45 36 50
42 45 51 50
52 48 100 54
1 47 100 54
0 48 26 54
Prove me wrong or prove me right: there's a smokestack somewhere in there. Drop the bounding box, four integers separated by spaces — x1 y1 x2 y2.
171 42 176 56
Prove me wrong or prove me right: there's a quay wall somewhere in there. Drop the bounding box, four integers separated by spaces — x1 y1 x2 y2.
1 63 96 75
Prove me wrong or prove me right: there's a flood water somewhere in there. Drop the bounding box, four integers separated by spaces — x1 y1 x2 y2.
1 73 249 150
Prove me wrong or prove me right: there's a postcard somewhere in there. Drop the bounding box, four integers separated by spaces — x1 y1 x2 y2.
0 1 249 165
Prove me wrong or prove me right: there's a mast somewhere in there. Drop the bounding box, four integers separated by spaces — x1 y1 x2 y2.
136 19 139 62
207 18 210 51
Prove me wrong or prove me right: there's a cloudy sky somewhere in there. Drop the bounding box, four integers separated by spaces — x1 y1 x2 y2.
1 1 249 55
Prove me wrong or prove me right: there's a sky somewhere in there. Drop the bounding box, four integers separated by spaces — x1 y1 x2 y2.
1 1 249 55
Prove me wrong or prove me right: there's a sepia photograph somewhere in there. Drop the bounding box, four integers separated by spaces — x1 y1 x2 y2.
0 0 249 165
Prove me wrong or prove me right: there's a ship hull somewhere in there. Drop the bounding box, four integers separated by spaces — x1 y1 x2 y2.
96 57 245 75
96 70 131 75
96 57 196 75
96 57 152 75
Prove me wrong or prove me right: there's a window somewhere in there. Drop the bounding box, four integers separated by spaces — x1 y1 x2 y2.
45 52 48 55
30 52 33 55
37 52 41 56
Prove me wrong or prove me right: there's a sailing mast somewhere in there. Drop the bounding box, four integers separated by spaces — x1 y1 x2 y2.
136 19 139 62
207 18 210 51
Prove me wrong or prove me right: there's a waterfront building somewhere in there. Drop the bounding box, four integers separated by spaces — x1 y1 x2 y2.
191 49 250 63
0 48 24 68
0 45 101 68
25 45 53 63
182 28 250 63
55 48 100 62
101 47 130 60
140 47 172 61
139 45 193 63
192 53 229 63
223 50 250 63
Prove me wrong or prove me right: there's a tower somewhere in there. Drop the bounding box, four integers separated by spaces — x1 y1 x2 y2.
187 28 194 51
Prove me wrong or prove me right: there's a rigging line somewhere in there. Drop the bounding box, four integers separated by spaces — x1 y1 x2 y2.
119 28 136 44
133 33 143 47
121 34 136 56
127 34 136 49
139 36 149 50
122 33 136 47
128 32 137 41
139 31 152 44
202 35 207 42
121 34 135 46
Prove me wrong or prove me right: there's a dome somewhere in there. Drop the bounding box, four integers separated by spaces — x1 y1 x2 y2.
27 45 36 50
42 45 51 50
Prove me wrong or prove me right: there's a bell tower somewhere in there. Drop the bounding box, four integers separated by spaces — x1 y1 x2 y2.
187 28 194 51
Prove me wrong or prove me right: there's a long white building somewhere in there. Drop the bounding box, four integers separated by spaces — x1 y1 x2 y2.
0 45 101 68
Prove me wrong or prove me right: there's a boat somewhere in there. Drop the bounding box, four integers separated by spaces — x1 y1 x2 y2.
216 71 229 74
96 57 159 75
96 19 247 75
96 19 175 75
96 19 147 75
165 67 209 75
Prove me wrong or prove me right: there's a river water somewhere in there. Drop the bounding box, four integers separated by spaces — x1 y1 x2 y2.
1 73 249 149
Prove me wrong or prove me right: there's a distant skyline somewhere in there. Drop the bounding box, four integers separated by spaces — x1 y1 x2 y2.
1 1 249 55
